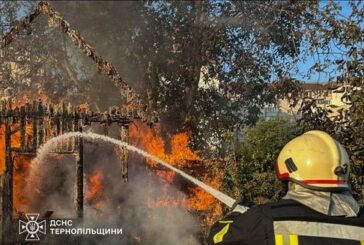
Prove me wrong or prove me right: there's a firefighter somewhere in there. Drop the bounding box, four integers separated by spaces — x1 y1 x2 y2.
208 130 364 245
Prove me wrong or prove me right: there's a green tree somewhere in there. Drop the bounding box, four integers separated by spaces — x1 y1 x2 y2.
297 0 364 204
222 118 300 204
47 1 316 153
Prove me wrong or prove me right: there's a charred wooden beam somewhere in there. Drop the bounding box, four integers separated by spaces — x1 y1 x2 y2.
119 125 129 182
66 103 72 151
59 103 67 152
2 116 13 244
45 104 54 142
76 126 84 219
25 103 31 151
10 148 34 153
32 101 38 151
54 113 61 153
20 106 26 151
55 114 61 136
38 100 44 146
70 107 76 152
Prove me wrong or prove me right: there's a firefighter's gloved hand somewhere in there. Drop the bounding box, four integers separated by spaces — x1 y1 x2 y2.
231 200 254 214
232 204 249 214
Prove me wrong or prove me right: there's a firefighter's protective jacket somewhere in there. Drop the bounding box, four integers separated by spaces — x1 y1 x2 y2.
207 199 364 245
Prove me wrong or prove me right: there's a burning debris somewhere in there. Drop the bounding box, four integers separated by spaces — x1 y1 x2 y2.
0 99 137 243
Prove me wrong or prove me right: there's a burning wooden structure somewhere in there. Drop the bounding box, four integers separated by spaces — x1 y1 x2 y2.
0 1 158 244
0 1 222 244
0 99 147 243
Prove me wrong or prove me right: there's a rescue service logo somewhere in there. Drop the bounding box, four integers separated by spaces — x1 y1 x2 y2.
18 214 123 241
19 213 46 241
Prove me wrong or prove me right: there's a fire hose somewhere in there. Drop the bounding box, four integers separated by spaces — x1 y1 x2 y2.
34 132 249 213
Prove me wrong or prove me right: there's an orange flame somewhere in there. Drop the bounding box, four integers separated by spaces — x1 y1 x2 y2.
130 124 199 164
0 122 33 213
0 98 222 227
85 170 104 207
13 91 49 107
78 103 89 110
13 154 32 210
129 122 222 225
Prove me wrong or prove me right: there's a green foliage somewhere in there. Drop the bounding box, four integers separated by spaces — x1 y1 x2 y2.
45 1 315 152
222 118 300 204
297 0 364 205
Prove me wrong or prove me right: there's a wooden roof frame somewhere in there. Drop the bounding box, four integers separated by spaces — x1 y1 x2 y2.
0 1 156 123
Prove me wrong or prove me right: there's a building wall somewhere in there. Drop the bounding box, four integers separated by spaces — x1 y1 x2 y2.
260 83 349 121
260 104 279 120
277 83 348 119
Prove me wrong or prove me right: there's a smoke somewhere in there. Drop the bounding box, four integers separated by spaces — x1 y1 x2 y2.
113 158 200 245
23 153 77 218
30 131 236 208
23 129 201 244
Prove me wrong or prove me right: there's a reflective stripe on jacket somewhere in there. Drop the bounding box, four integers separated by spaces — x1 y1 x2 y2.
207 199 364 245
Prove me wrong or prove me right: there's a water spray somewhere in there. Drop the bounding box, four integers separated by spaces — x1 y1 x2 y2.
33 132 240 209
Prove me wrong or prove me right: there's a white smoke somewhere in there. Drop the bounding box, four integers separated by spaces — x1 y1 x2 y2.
23 131 203 244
